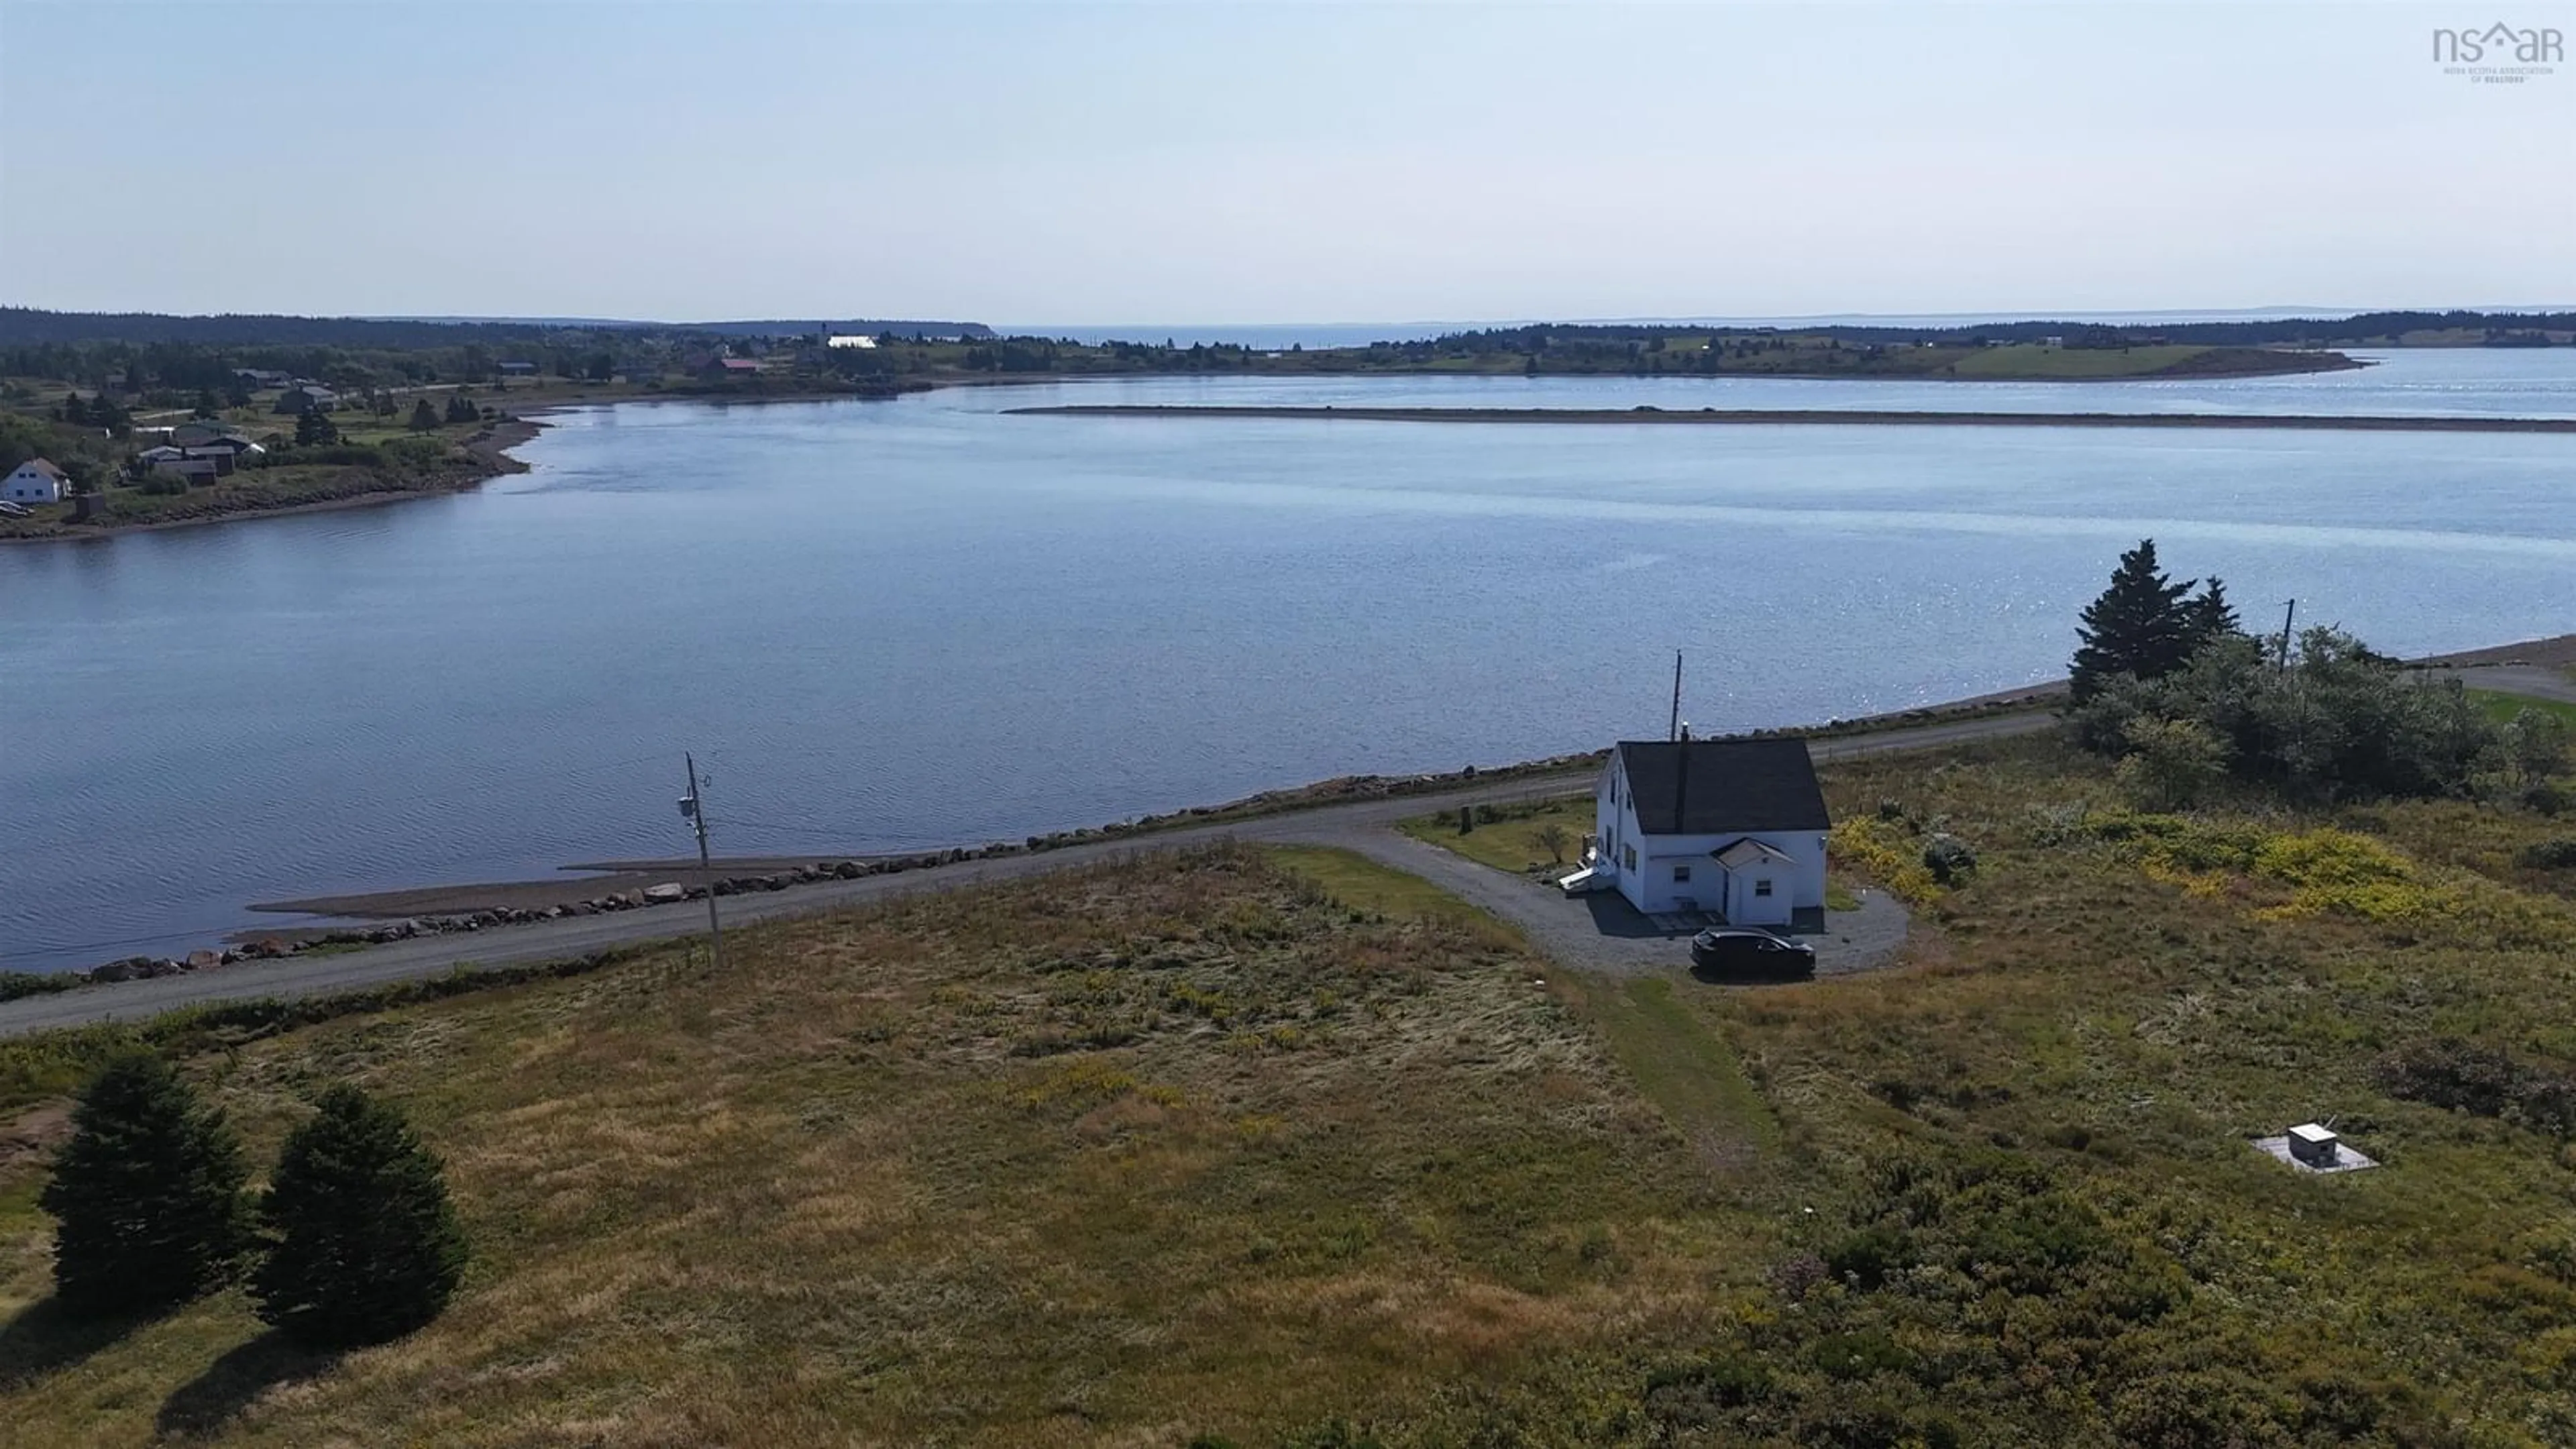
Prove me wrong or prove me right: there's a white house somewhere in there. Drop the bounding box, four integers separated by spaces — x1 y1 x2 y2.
3 458 69 504
1573 737 1832 929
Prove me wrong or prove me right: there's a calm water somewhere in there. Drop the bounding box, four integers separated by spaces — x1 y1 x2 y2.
6 349 2574 970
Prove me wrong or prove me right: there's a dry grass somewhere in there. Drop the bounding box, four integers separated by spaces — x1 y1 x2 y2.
0 844 1754 1447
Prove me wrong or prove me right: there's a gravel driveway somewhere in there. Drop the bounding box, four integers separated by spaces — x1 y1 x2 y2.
1311 829 1911 979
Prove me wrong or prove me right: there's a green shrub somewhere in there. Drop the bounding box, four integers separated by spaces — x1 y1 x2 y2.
252 1085 469 1346
2375 1037 2576 1137
1809 1329 1917 1382
38 1053 250 1317
0 971 77 1004
2520 839 2576 869
2067 627 2504 802
1641 1354 1774 1434
1921 833 1977 885
379 435 449 467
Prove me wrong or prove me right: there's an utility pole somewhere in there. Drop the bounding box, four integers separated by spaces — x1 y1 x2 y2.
680 753 724 971
1669 650 1683 742
2277 598 2298 672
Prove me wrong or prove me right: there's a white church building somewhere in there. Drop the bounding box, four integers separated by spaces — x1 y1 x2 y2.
1569 737 1833 930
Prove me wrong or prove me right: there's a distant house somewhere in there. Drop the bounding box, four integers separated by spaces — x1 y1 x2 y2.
232 368 292 388
154 455 224 483
182 446 237 476
3 458 70 504
825 334 878 350
170 422 252 451
498 361 539 377
139 445 229 480
274 385 339 415
1568 737 1832 928
698 357 761 380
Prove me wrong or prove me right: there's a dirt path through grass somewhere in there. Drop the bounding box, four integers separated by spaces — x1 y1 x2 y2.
1568 975 1780 1176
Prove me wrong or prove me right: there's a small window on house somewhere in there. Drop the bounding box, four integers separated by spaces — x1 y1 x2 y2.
1672 865 1691 883
1754 879 1774 898
1623 845 1637 872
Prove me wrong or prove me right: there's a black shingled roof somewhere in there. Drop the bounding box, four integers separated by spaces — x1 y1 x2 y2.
1615 737 1831 836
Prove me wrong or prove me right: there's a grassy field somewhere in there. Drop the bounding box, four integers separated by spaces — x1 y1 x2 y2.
9 737 2576 1443
2473 688 2576 729
1394 794 1593 877
1945 342 2214 378
0 845 1766 1447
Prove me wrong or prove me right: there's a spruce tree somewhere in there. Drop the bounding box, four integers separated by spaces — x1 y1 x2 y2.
38 1053 250 1318
407 398 441 431
2071 538 2197 701
253 1086 468 1347
2183 576 2241 650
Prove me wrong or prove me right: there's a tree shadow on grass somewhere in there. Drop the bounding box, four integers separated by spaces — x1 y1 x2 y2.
155 1329 341 1440
0 1296 150 1391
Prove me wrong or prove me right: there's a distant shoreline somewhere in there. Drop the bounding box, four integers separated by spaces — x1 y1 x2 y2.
1006 404 2576 434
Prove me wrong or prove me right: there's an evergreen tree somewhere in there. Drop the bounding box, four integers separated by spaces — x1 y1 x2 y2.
294 407 338 447
38 1053 250 1318
253 1086 468 1347
2183 576 2241 649
2071 538 2198 701
443 393 477 424
407 398 441 431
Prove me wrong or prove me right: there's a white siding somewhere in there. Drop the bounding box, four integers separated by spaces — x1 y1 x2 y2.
1594 748 1829 920
3 466 65 504
1624 830 1824 915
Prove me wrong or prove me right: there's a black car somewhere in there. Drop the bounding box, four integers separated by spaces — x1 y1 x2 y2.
1689 928 1817 977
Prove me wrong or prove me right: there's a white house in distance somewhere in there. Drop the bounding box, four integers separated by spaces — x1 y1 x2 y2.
4 458 69 504
1574 736 1832 929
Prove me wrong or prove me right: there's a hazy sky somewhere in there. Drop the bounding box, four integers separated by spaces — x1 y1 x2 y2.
3 1 2570 325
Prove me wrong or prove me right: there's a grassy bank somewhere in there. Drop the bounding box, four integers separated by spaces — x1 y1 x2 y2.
9 737 2576 1442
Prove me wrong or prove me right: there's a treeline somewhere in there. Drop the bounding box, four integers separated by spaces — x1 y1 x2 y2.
0 308 990 347
2063 539 2567 808
2 338 659 402
1428 309 2575 354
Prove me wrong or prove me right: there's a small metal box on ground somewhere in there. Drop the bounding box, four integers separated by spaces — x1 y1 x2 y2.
2288 1122 2339 1167
2253 1122 2379 1174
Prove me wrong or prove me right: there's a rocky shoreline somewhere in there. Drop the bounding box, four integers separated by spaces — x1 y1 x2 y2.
26 750 1629 994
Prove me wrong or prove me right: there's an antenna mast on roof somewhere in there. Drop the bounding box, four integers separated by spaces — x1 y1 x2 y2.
1669 651 1683 742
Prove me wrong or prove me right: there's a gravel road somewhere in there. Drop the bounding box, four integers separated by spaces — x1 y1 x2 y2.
0 709 2056 1037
